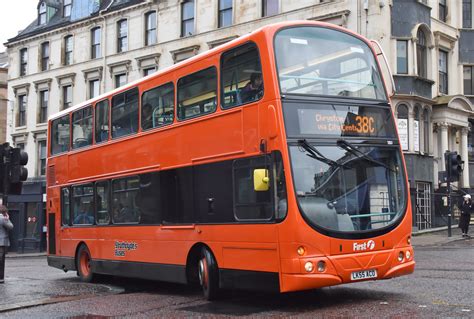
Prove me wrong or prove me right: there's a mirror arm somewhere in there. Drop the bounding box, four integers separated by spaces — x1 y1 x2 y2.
371 40 396 97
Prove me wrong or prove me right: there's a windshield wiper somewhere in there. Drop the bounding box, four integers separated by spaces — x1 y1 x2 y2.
336 140 395 172
298 139 344 168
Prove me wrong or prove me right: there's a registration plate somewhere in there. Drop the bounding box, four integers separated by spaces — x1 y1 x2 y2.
350 269 377 281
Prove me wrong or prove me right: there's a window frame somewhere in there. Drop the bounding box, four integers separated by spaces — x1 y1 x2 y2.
91 27 101 59
218 0 233 28
220 41 264 109
40 42 49 71
50 114 70 156
62 85 72 110
463 0 472 28
262 0 279 17
64 35 73 66
71 105 93 150
95 180 111 225
71 183 95 226
439 49 448 95
39 2 47 25
439 0 447 22
181 0 195 37
464 65 474 95
64 0 72 17
89 79 100 99
396 40 408 74
111 87 139 139
20 48 28 76
18 94 27 127
39 90 49 124
61 187 71 226
145 11 157 46
177 66 218 121
111 176 140 224
117 19 128 53
38 140 47 176
417 29 427 78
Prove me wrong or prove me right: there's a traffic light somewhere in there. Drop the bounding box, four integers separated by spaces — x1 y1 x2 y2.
8 147 28 195
445 151 463 182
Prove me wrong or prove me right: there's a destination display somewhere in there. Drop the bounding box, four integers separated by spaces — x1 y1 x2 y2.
284 103 397 138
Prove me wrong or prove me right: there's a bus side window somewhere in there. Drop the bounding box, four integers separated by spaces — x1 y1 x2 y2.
112 177 140 224
51 115 70 155
141 82 175 131
61 187 71 226
72 106 93 149
72 184 94 225
177 67 217 120
221 42 263 109
112 88 139 138
95 100 109 144
232 155 273 221
95 181 110 225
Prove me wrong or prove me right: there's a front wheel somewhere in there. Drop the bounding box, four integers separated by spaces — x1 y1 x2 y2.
76 245 94 282
198 247 219 300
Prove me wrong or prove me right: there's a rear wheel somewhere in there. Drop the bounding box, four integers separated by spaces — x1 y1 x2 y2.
76 245 94 282
198 247 219 300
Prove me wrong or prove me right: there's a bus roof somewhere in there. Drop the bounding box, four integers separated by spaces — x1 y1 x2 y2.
48 20 366 122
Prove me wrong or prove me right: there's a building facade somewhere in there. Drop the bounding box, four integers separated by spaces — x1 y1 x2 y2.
4 0 474 251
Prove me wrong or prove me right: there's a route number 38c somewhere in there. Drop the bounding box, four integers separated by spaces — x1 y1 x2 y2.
355 116 375 134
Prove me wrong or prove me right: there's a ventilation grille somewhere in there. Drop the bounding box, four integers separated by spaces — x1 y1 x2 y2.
47 165 56 186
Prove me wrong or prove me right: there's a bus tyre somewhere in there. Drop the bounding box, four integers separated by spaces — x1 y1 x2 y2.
77 245 94 283
198 248 219 300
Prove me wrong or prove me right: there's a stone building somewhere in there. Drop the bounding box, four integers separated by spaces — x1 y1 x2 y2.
0 52 7 144
4 0 474 251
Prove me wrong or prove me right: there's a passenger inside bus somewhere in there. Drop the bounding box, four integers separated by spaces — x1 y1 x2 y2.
240 73 263 102
73 201 94 224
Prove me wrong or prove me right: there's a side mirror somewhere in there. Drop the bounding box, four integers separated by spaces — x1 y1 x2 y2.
253 169 270 191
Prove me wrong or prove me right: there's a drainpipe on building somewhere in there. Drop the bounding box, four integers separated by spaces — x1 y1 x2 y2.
99 0 115 94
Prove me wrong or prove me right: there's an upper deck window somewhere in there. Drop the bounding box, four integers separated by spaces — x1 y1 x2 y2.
112 88 139 138
141 82 174 130
51 115 70 155
221 42 263 109
178 67 217 120
274 26 387 101
95 99 109 144
72 106 93 149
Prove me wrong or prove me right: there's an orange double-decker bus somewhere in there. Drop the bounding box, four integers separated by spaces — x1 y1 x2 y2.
47 21 414 300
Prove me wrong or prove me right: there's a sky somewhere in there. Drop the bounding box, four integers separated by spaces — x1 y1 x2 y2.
0 0 39 53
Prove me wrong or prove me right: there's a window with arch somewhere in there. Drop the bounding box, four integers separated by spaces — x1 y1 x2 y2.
397 104 409 151
39 2 47 25
423 108 430 154
417 29 428 78
145 11 157 46
414 105 421 152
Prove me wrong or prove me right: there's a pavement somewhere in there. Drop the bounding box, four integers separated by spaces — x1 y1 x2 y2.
5 226 471 259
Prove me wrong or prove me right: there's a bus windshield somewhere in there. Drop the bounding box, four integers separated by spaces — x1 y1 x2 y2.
289 142 406 233
274 26 387 100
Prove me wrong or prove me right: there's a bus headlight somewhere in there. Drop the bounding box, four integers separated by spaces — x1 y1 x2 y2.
405 250 411 260
398 252 404 262
317 261 326 272
304 262 314 272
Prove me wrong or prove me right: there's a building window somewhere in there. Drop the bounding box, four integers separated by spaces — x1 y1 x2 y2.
38 140 47 176
414 105 421 152
64 35 73 65
145 11 157 46
143 67 156 76
91 27 101 59
463 0 472 28
62 85 72 110
439 50 448 94
423 108 430 154
397 104 409 151
20 48 28 76
439 0 447 22
115 73 127 88
262 0 279 17
64 0 72 17
39 2 47 25
464 66 474 95
39 90 49 123
417 29 427 78
397 40 408 74
40 42 49 71
18 95 27 127
89 79 100 99
117 19 128 53
181 0 195 37
218 0 232 28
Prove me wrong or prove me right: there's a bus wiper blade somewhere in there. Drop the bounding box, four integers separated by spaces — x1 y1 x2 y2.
298 139 344 168
336 140 395 172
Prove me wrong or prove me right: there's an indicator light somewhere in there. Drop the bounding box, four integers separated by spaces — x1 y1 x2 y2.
398 252 404 262
406 250 411 260
317 261 326 272
297 246 306 256
407 237 411 245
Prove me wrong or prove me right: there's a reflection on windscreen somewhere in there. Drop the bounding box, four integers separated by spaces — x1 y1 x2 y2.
290 144 405 232
275 26 386 100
